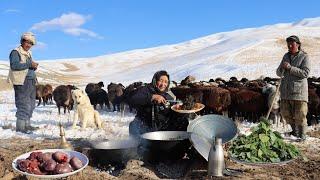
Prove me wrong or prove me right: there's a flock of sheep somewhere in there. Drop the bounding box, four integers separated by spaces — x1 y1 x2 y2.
35 75 320 127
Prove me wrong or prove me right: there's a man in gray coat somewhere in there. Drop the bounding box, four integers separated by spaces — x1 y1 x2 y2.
8 32 39 133
276 35 310 140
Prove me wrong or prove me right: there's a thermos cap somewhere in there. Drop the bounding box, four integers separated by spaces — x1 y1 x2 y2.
215 137 222 144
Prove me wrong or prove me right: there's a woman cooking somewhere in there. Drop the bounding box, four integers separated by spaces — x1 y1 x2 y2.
128 70 188 136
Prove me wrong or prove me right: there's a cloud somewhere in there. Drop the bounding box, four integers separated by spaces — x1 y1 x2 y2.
33 41 48 50
63 28 103 39
30 12 103 39
3 9 20 14
30 13 91 31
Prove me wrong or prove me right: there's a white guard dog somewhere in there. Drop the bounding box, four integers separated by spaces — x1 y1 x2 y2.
71 89 102 129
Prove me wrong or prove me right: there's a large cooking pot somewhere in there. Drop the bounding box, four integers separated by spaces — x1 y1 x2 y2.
140 131 191 161
86 137 139 164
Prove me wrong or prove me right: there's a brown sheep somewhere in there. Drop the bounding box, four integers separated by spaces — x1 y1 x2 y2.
228 88 268 122
224 80 243 88
201 86 231 115
36 84 45 106
108 83 125 111
43 84 53 104
180 75 196 86
36 84 53 106
244 80 266 92
171 85 231 115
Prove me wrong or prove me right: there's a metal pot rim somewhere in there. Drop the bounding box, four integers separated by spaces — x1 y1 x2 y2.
140 131 190 141
88 137 139 150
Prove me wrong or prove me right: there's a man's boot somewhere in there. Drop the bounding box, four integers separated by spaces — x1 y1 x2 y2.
16 119 25 132
290 124 297 137
16 119 31 134
25 119 39 131
298 125 307 141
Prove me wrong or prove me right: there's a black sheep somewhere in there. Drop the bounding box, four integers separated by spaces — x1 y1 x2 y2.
88 89 111 110
122 81 145 112
85 81 104 95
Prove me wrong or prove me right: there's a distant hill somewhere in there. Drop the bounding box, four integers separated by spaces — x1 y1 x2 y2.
1 17 320 88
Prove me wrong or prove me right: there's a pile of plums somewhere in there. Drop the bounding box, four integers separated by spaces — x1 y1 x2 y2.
16 151 84 175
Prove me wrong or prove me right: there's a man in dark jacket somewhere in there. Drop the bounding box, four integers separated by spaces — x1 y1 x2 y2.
276 35 310 140
128 70 187 136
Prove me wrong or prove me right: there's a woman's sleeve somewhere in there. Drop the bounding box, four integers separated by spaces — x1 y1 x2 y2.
9 50 32 70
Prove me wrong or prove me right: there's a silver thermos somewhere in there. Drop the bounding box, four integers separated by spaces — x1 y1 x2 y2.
208 137 225 177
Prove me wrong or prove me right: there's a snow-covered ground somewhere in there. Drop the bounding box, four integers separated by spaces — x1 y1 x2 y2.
0 90 135 140
1 87 317 141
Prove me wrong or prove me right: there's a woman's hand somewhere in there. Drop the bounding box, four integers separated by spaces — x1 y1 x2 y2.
151 94 166 105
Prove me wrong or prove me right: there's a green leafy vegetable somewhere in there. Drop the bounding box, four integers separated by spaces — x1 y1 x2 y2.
229 120 300 163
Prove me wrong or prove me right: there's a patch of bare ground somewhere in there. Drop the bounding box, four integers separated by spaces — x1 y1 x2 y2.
0 66 87 92
0 71 86 92
36 70 86 86
235 36 320 65
87 63 93 68
1 132 320 179
235 41 285 65
61 63 80 72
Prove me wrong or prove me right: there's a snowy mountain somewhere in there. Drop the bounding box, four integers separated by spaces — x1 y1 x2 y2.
2 17 320 88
